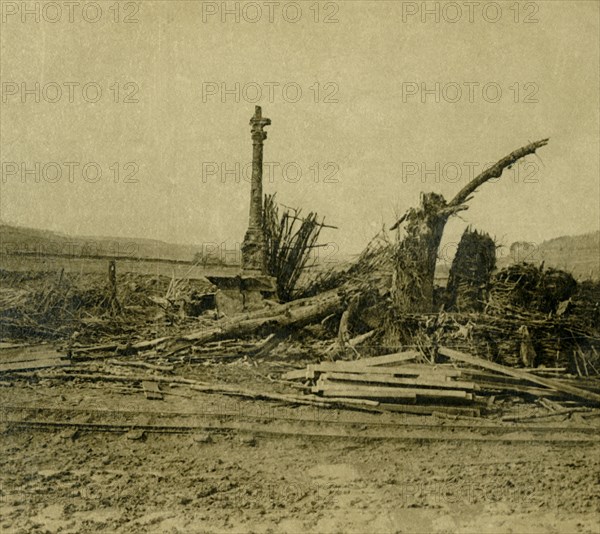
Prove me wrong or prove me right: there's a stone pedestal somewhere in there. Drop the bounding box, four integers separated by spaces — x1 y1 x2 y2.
207 274 277 315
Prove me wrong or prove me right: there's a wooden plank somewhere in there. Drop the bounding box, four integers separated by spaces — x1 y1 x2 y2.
460 369 532 385
539 398 564 411
282 368 308 381
0 358 70 372
0 345 63 364
352 351 420 368
460 369 574 390
0 342 31 350
551 377 600 393
315 386 417 401
284 360 463 382
302 395 380 407
439 347 600 405
473 381 557 397
313 383 471 400
308 362 462 379
107 360 174 372
142 381 163 400
321 372 477 391
362 364 463 377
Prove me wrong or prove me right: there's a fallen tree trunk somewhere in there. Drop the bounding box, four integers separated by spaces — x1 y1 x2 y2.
74 289 345 355
179 291 342 345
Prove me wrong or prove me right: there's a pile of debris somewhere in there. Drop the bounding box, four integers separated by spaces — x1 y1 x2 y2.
385 303 600 374
0 269 216 341
284 350 481 416
488 262 577 314
283 346 600 417
2 137 600 421
571 280 600 332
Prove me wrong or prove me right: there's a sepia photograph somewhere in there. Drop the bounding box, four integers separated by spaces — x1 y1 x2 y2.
0 1 599 532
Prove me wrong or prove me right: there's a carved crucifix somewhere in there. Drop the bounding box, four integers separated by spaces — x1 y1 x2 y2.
241 106 271 273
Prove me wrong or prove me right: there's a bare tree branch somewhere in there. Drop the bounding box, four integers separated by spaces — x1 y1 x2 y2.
390 138 549 231
448 138 549 207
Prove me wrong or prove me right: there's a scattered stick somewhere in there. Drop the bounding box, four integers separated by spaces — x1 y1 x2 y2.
106 359 174 372
502 407 592 422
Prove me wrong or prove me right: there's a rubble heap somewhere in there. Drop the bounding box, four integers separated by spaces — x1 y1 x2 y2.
3 136 600 418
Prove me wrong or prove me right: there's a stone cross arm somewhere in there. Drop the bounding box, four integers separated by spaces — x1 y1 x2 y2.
250 105 271 140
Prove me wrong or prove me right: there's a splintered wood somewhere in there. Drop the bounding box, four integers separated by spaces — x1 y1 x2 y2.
283 347 600 417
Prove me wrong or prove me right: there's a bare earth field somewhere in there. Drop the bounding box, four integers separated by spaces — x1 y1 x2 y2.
1 367 599 534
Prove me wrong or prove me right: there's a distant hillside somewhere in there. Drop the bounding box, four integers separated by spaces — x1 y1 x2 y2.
2 223 598 279
530 231 599 279
497 231 599 280
0 223 204 263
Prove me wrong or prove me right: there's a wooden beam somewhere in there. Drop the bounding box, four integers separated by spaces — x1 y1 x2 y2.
438 347 600 405
0 359 70 373
313 383 472 400
307 362 462 378
321 372 477 391
473 381 557 397
108 360 174 372
0 345 63 364
282 368 309 381
302 395 380 407
315 386 417 401
352 351 420 368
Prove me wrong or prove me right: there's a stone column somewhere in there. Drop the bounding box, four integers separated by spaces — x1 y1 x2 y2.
241 106 271 273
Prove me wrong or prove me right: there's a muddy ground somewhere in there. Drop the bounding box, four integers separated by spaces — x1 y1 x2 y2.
1 364 599 534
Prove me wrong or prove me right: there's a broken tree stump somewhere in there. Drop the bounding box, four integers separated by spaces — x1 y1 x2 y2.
390 139 549 313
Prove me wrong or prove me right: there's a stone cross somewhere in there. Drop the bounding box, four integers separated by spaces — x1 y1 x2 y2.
241 106 271 273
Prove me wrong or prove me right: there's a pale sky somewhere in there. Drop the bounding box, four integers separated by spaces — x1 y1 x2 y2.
1 0 598 257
